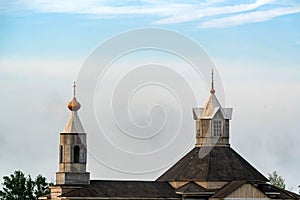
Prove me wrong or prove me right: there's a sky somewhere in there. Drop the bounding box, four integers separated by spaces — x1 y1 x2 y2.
0 0 300 192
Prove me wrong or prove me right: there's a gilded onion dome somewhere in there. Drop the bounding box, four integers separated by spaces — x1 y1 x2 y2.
68 97 81 111
67 81 81 111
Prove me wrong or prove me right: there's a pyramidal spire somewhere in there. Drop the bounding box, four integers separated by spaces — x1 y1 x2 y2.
210 69 215 94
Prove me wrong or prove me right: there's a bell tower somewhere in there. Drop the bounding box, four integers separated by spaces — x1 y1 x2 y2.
55 82 90 185
192 70 233 147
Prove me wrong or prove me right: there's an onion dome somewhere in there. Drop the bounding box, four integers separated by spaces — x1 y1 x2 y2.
67 81 81 111
68 97 81 111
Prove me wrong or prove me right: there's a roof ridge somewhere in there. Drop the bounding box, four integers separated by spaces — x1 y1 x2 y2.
61 181 179 198
90 180 157 183
271 184 300 199
229 148 268 181
211 180 248 198
176 181 208 193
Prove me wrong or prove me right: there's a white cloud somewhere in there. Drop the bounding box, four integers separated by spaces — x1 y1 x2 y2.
155 0 276 24
0 57 81 78
200 6 300 28
1 0 300 28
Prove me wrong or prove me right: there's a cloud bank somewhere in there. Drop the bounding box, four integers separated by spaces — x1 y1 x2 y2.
1 0 300 28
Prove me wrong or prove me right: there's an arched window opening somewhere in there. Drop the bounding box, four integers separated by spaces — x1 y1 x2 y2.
74 145 80 163
59 145 63 163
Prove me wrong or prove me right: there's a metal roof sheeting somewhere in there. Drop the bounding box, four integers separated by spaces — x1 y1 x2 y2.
62 111 85 133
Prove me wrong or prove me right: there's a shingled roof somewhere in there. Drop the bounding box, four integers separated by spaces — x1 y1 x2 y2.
176 181 215 197
61 180 179 199
176 182 209 193
157 146 268 182
258 183 300 199
211 180 248 198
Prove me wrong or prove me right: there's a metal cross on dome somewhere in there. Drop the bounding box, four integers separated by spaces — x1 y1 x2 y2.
73 81 76 97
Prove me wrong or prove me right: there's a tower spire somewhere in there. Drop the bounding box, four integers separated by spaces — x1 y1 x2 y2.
56 82 90 187
210 69 215 94
73 81 76 97
192 70 233 147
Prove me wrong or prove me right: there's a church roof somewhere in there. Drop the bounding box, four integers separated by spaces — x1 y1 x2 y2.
176 181 215 196
62 111 85 133
202 93 222 118
210 180 300 199
258 183 300 199
157 146 268 182
211 180 248 198
61 180 179 199
57 181 300 200
193 94 233 120
48 80 300 200
192 69 232 120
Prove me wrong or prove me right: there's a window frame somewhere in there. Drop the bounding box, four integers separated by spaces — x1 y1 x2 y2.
212 120 223 137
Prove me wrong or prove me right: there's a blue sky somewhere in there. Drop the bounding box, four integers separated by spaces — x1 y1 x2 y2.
0 0 300 192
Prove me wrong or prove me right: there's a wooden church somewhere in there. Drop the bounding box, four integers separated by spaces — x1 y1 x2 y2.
40 73 300 200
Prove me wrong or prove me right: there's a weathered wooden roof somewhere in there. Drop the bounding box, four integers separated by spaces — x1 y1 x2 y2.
61 180 179 199
193 93 233 120
211 180 248 198
258 183 300 199
176 181 215 197
157 146 268 182
58 180 300 199
62 111 85 133
176 182 208 193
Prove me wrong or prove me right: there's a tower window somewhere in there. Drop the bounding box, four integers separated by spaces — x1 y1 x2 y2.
213 120 222 137
59 145 63 163
74 145 80 163
225 120 230 137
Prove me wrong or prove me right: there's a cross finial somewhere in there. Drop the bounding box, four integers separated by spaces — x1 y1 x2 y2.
68 81 81 111
210 69 215 94
73 81 76 97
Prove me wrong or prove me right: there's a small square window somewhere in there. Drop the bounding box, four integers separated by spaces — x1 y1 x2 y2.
213 120 222 137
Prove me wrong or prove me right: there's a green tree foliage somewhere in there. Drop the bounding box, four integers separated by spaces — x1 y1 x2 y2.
268 171 286 189
34 175 52 198
0 170 52 200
